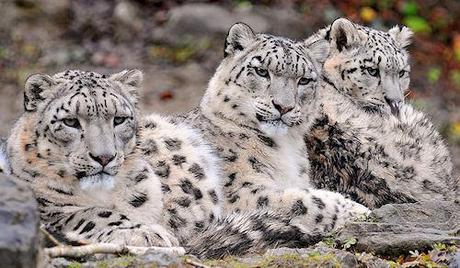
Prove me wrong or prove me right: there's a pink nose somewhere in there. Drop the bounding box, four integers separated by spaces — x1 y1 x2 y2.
272 100 294 115
89 153 115 167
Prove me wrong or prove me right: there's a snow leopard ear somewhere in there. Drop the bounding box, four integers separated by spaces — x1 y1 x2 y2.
329 18 366 52
224 22 256 57
304 34 330 64
388 25 413 48
109 69 143 105
24 74 57 112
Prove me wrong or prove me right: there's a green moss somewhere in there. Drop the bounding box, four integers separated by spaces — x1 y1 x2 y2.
259 252 341 268
67 262 82 268
204 256 250 268
93 255 137 268
204 252 341 268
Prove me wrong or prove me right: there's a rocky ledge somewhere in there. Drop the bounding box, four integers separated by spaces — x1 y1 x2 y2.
0 174 40 268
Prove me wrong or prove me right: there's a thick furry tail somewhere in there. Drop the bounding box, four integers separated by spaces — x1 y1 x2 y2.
185 209 322 259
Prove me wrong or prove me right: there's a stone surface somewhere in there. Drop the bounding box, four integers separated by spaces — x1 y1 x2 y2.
152 3 313 44
338 201 460 256
156 4 268 40
0 174 39 268
49 249 181 267
236 243 391 268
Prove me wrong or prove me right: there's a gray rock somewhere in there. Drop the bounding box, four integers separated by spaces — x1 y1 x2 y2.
261 243 390 268
0 138 9 174
337 201 460 257
163 4 268 36
49 249 180 267
449 252 460 268
113 1 143 40
251 7 312 38
0 174 39 268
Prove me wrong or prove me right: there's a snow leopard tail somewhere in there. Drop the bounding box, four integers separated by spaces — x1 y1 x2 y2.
185 209 322 259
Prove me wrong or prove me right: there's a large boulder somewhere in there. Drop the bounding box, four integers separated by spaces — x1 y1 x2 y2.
337 201 460 256
0 175 39 268
152 3 314 44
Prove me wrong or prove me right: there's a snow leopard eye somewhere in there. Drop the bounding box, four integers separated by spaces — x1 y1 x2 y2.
298 77 313 85
254 67 269 78
113 116 128 126
366 67 379 77
399 70 407 78
62 118 81 129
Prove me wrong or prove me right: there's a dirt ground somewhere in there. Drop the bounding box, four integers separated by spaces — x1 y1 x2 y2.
0 0 459 176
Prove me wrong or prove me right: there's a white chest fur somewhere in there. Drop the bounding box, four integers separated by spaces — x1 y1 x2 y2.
271 133 310 190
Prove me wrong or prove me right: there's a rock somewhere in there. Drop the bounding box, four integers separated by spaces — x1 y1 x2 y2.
69 0 113 38
450 253 460 268
337 201 460 257
0 174 39 268
0 138 9 174
251 7 312 38
153 3 269 44
264 243 390 268
49 249 180 267
39 0 71 17
113 1 143 39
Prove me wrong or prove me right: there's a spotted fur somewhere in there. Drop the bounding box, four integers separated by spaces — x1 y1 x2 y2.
174 23 370 258
303 19 457 208
6 70 222 247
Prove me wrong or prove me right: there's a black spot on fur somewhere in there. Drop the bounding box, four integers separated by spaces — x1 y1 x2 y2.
257 134 276 148
164 138 182 151
73 219 85 231
188 163 205 180
167 208 187 230
141 139 158 155
225 173 237 187
98 211 112 218
172 154 187 166
48 186 73 196
129 192 148 208
257 196 269 208
228 194 239 203
161 183 171 192
315 214 324 223
209 190 219 204
291 199 308 215
312 196 326 210
133 172 148 183
153 161 170 178
79 221 96 234
176 197 192 207
180 178 203 200
248 156 264 173
144 122 156 129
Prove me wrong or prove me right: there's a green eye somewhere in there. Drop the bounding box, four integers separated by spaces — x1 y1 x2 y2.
399 70 407 78
366 67 379 77
62 118 81 129
298 77 313 85
254 67 269 78
114 116 128 126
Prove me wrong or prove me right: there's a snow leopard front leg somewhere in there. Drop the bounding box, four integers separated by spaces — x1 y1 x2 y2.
138 115 223 243
186 184 370 259
226 181 370 234
43 206 178 247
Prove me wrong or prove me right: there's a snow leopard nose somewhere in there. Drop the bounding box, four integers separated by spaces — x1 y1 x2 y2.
89 153 116 167
272 100 294 115
384 97 402 117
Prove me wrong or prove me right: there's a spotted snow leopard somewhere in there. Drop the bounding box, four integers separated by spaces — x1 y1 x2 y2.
303 18 457 208
173 22 370 258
